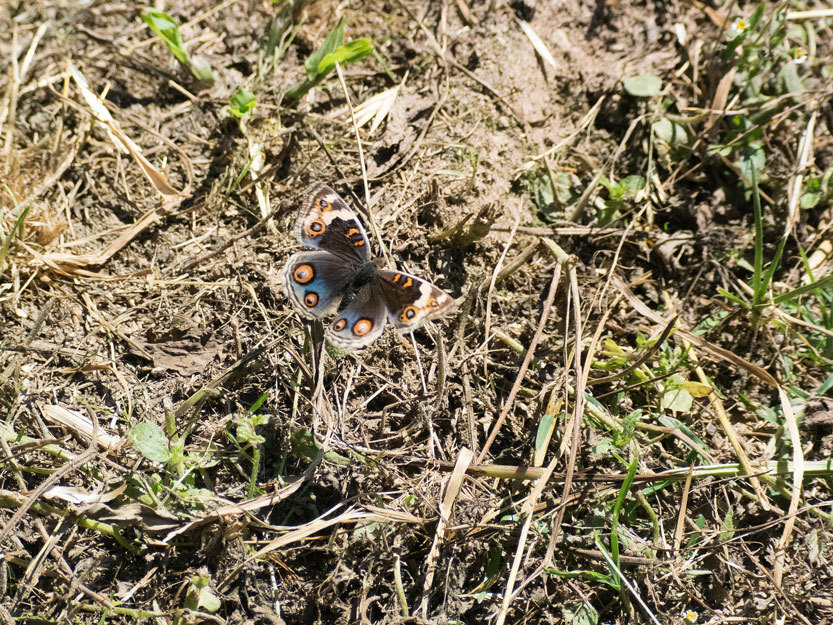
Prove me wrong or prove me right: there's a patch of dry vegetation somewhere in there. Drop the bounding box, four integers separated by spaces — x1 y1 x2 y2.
2 1 833 624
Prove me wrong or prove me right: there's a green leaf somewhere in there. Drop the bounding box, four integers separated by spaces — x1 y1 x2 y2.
185 574 221 613
613 410 641 447
777 61 804 97
719 508 735 542
141 9 188 64
747 2 766 31
739 143 765 186
619 175 646 192
305 17 346 79
236 418 265 446
129 423 171 463
623 73 662 97
316 38 374 75
249 392 270 413
563 602 599 625
197 585 221 612
545 567 619 588
653 118 690 148
189 55 218 83
141 9 217 82
661 374 694 413
680 381 713 398
229 87 257 118
535 413 555 453
290 428 320 460
657 415 709 456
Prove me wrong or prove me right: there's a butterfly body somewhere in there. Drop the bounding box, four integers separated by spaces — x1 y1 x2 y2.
282 183 454 349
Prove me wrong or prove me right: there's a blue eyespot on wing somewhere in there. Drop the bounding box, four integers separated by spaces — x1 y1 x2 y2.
281 251 355 320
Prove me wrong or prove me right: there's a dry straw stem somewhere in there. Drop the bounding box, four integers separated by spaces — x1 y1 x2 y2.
17 64 194 278
496 251 587 623
0 417 99 549
483 214 521 377
68 64 184 198
419 447 473 617
218 503 426 593
163 448 326 542
772 386 803 587
476 248 566 463
40 405 121 450
785 108 816 236
334 61 390 263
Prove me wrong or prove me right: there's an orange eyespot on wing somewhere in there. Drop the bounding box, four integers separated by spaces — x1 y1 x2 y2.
304 292 318 307
427 298 440 310
306 219 325 237
316 197 331 211
400 306 419 323
353 319 373 336
293 264 314 284
333 319 347 332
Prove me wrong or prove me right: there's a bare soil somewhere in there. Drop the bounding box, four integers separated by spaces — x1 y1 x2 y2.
2 1 833 624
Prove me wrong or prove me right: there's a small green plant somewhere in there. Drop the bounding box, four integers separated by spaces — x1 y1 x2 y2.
523 167 581 223
141 9 217 83
128 419 216 508
171 570 221 625
284 17 373 106
597 175 646 226
229 393 270 498
228 87 257 119
0 186 30 277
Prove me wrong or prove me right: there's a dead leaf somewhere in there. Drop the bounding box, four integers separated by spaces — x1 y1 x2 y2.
132 321 224 375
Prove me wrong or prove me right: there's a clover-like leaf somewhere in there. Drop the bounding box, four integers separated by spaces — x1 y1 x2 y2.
129 423 170 463
623 73 662 97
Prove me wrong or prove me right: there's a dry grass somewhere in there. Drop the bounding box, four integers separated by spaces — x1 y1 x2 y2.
2 1 833 624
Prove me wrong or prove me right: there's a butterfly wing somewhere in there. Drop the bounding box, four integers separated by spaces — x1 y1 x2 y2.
293 182 371 264
376 269 455 333
325 283 388 349
281 251 356 320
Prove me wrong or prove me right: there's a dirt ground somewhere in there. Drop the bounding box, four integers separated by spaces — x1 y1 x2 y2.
2 0 833 623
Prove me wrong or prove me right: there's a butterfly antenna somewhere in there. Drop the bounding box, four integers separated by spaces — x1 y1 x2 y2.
410 332 428 394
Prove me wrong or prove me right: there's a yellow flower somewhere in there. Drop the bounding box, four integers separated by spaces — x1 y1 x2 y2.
683 610 698 624
792 47 807 64
731 17 747 33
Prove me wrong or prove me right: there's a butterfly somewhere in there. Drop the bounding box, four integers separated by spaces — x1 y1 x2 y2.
281 182 455 349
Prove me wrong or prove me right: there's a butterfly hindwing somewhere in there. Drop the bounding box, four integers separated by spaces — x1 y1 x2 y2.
293 182 371 264
325 283 388 349
377 269 455 333
281 251 355 320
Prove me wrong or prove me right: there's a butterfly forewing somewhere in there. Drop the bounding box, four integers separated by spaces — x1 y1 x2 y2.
293 182 371 265
281 251 355 320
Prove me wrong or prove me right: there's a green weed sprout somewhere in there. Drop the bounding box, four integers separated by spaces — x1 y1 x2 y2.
0 185 30 276
228 87 257 120
284 17 373 106
141 9 217 83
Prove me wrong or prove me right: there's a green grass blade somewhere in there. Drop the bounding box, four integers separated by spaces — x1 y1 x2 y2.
305 17 345 79
141 9 189 64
